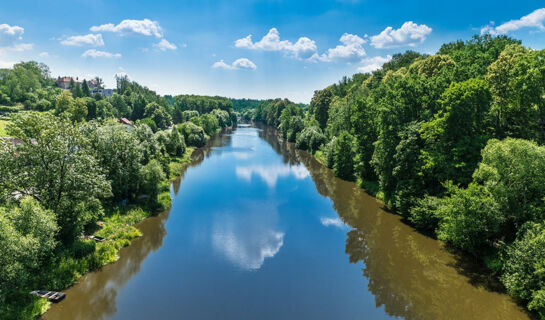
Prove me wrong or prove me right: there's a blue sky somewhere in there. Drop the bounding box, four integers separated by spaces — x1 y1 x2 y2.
0 0 544 103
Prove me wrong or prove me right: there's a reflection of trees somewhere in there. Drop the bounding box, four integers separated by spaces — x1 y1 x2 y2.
259 124 529 320
44 210 171 320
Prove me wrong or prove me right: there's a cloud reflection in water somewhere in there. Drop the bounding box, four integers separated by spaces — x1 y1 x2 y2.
235 164 310 187
212 204 284 270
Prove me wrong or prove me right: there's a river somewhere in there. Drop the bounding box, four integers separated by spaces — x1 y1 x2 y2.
44 124 530 320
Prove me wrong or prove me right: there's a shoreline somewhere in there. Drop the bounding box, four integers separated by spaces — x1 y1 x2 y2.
32 143 202 318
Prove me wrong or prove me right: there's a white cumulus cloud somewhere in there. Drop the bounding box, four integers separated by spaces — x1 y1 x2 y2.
357 55 392 73
82 49 121 58
0 24 29 49
212 58 257 70
0 23 24 46
319 33 367 63
154 39 177 51
61 33 104 47
481 8 545 35
39 51 49 58
370 21 432 49
90 19 163 38
235 28 317 60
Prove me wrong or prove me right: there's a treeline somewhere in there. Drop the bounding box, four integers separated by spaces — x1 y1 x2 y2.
231 98 263 111
0 63 236 319
0 63 237 133
252 35 545 318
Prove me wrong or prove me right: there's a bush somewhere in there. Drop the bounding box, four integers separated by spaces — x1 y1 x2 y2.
295 126 326 151
501 222 545 318
409 196 441 235
436 183 503 255
178 122 206 147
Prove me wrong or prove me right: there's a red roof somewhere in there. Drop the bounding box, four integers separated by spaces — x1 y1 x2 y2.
116 118 135 127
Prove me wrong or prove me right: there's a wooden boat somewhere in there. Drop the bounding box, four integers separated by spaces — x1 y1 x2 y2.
30 290 66 302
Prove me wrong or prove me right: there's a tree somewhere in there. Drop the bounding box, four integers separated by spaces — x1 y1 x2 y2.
81 79 90 97
420 78 492 187
178 122 206 147
166 127 185 156
110 93 130 118
310 88 333 129
0 198 58 305
54 90 75 115
501 222 545 318
486 44 545 141
72 82 83 98
473 138 545 230
296 126 325 152
0 112 111 242
435 183 502 255
71 97 88 122
333 132 355 180
144 102 172 130
138 159 165 202
86 124 144 202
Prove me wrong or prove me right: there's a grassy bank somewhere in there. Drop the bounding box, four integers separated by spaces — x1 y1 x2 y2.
9 147 197 320
0 119 10 136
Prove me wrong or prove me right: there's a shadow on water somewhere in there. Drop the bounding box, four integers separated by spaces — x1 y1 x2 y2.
257 123 531 320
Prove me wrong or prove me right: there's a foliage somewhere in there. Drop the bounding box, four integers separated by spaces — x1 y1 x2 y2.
0 112 111 242
501 222 545 318
435 183 502 255
333 132 355 180
0 198 57 305
178 122 207 147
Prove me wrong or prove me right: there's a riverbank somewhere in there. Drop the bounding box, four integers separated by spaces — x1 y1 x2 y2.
16 147 197 319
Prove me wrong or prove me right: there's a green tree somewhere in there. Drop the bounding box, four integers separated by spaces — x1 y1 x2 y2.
435 183 502 255
86 124 144 202
138 159 165 202
81 79 90 97
0 112 111 242
54 90 75 115
486 44 545 141
420 78 492 187
473 138 545 230
144 102 172 130
333 132 355 180
0 198 58 305
310 88 332 129
501 222 545 318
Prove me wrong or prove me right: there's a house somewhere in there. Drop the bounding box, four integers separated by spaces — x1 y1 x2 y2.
90 88 114 97
88 79 99 90
55 76 80 90
115 118 136 130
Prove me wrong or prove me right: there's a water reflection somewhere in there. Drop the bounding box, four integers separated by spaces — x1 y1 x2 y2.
44 124 529 320
235 164 309 187
43 209 171 320
320 216 348 229
257 124 530 320
211 200 284 270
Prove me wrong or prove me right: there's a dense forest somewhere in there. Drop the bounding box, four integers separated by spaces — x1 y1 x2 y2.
249 35 545 318
0 63 236 319
230 98 263 111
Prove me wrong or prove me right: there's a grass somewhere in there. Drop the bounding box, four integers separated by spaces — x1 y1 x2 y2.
168 146 195 180
4 146 197 320
0 119 11 137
